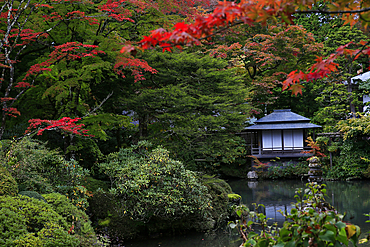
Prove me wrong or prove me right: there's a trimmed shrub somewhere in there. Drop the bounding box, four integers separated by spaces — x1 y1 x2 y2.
43 193 98 246
265 161 309 179
0 195 79 246
0 165 18 196
202 175 233 228
99 143 211 223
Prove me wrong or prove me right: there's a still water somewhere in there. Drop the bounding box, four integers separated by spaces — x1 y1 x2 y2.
124 179 370 247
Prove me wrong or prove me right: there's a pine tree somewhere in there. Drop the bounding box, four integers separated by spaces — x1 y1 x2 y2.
121 50 253 170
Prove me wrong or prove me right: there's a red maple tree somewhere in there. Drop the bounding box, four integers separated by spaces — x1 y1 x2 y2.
2 0 211 139
121 0 370 95
26 117 92 137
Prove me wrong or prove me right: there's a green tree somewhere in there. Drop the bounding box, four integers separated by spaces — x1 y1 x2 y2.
294 2 370 117
120 50 253 170
207 24 323 116
312 82 364 131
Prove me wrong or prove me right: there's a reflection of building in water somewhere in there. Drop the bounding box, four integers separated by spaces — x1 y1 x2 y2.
228 179 305 225
229 179 370 233
254 204 293 225
248 183 298 225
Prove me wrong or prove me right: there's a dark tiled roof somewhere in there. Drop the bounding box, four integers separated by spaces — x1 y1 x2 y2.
255 109 310 123
245 122 321 130
245 109 321 130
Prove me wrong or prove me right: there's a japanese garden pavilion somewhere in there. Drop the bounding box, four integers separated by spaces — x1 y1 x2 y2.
243 109 321 160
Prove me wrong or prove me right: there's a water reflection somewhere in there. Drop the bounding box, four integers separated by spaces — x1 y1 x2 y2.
229 179 304 225
124 179 370 247
228 179 370 246
124 231 242 247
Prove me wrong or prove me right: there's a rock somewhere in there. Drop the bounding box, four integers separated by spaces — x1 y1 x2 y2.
247 171 258 180
308 156 320 163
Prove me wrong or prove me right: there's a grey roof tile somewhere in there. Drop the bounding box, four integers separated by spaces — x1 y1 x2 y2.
255 109 310 123
245 109 321 130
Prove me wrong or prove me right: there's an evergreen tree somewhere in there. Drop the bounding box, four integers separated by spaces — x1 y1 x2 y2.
121 50 253 171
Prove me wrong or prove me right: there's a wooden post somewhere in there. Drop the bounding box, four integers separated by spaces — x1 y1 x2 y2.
258 131 262 155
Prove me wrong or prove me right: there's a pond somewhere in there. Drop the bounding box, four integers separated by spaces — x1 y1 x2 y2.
124 179 370 247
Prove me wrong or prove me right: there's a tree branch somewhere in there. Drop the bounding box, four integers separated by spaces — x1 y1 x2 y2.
83 91 114 118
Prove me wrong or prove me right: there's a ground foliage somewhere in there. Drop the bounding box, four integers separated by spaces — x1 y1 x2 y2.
43 193 99 246
0 164 18 196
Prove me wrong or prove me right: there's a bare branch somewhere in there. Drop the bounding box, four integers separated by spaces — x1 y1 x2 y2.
83 91 114 118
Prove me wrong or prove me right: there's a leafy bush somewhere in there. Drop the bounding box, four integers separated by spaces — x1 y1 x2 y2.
201 175 233 228
1 138 60 193
43 193 98 246
93 142 217 240
0 164 18 196
324 139 369 179
324 117 370 179
99 142 211 222
0 138 92 209
229 183 361 246
0 195 80 246
50 159 92 210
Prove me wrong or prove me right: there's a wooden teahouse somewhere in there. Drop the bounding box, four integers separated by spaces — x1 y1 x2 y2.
242 109 321 161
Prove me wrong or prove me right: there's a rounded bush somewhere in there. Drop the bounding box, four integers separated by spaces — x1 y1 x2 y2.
43 193 98 246
0 195 79 246
94 144 216 240
202 176 233 227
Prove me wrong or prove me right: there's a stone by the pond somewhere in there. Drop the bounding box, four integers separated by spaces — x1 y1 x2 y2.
247 171 258 180
308 156 322 183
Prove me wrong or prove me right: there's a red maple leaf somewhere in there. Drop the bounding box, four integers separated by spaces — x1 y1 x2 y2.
289 83 305 96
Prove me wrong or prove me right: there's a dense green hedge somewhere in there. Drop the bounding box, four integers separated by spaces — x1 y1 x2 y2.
0 138 91 209
0 195 79 246
0 165 18 196
0 193 99 246
43 193 98 246
19 191 47 202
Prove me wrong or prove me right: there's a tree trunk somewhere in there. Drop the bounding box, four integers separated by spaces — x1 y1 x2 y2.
139 114 148 138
